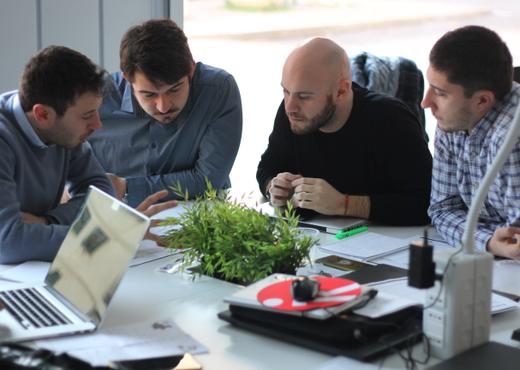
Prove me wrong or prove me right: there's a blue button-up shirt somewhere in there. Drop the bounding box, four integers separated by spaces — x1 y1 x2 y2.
429 82 520 250
89 62 243 207
0 92 113 263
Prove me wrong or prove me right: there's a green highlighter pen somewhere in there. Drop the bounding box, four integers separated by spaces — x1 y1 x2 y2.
335 225 368 240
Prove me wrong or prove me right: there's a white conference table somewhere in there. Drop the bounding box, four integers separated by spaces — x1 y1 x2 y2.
1 222 519 369
99 223 520 370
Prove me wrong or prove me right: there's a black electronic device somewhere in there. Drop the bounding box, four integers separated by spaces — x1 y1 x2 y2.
512 327 520 342
293 207 317 221
291 277 320 302
218 304 423 361
425 341 520 370
408 228 437 288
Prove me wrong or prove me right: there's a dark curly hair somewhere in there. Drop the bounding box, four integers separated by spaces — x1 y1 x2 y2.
430 25 513 100
120 19 194 85
19 45 104 116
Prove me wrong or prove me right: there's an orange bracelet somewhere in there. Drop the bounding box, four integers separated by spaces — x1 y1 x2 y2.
343 194 349 215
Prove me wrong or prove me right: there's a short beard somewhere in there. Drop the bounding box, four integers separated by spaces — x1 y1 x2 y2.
438 106 475 133
290 94 336 135
132 77 192 122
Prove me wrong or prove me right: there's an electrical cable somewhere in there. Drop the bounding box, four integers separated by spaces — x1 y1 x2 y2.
374 239 463 369
422 248 462 311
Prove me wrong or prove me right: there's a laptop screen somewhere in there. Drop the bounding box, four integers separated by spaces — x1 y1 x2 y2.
44 186 150 325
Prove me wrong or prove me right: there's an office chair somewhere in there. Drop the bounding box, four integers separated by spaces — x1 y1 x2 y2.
351 52 428 142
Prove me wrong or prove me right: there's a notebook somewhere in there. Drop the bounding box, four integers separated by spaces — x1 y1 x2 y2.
0 186 150 342
258 202 367 234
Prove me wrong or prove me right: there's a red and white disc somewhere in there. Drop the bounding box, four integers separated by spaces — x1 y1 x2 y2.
257 276 361 312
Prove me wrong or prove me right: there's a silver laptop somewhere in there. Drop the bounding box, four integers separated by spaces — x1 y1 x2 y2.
0 186 150 342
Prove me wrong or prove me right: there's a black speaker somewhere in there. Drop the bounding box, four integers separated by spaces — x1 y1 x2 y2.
291 276 320 302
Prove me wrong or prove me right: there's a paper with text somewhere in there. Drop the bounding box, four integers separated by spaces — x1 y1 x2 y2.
35 318 207 366
319 232 409 261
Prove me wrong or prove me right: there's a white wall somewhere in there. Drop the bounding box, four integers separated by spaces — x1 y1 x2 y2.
0 0 183 92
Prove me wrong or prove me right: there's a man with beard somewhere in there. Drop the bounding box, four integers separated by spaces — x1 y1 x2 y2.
0 46 176 263
257 37 432 225
89 19 242 207
425 26 520 259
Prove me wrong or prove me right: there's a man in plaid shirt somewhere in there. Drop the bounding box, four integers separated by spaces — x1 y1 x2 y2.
424 25 520 259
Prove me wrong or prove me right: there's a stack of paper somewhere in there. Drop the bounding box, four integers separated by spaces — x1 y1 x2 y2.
319 232 409 261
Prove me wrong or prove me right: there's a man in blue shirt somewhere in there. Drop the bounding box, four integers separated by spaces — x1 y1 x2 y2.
89 19 243 207
425 26 520 259
0 46 176 264
0 46 112 263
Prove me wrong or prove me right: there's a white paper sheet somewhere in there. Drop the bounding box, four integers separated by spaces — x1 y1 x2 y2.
493 259 520 297
319 232 409 261
0 261 49 283
35 318 207 366
371 237 454 269
357 278 519 318
315 356 392 370
130 240 178 267
354 290 419 318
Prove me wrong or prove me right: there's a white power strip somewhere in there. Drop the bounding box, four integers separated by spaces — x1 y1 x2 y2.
423 249 493 359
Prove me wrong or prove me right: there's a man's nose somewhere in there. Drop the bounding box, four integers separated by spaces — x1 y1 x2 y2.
285 95 299 113
91 112 102 130
421 88 434 109
156 94 169 113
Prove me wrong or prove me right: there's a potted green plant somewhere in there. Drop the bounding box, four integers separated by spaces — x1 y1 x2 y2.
161 184 318 285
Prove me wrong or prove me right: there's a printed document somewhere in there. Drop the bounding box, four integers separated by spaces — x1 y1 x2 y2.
35 318 207 366
319 232 410 261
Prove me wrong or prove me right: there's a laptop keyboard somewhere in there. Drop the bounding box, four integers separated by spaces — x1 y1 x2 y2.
0 288 72 329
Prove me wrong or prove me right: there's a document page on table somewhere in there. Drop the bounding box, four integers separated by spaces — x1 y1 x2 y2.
358 278 518 318
35 318 208 366
319 232 410 261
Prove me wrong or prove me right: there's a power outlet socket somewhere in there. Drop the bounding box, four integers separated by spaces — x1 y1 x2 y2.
423 249 493 359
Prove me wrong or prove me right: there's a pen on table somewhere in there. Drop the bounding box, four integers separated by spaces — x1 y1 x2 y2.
335 225 368 240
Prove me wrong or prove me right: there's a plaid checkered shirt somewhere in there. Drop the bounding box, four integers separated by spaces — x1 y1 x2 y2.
429 82 520 250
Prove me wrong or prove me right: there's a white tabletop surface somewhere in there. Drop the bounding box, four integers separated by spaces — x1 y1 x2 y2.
1 221 519 370
101 223 520 369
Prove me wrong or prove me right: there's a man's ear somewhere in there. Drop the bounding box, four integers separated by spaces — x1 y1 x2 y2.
189 62 196 78
122 72 129 81
337 78 351 99
32 104 56 129
474 90 495 113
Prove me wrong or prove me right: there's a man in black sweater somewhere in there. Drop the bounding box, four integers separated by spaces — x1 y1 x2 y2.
257 37 432 226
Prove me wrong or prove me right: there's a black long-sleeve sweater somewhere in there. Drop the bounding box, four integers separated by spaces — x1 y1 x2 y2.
257 84 432 226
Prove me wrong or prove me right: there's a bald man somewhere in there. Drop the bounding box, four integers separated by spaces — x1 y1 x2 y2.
256 38 432 225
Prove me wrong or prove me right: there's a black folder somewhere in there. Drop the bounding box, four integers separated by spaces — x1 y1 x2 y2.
218 304 423 361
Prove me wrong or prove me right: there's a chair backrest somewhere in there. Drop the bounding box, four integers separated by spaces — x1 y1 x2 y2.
351 52 428 142
514 66 520 83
